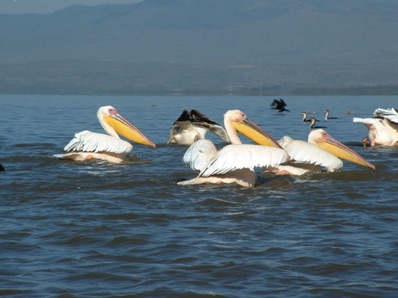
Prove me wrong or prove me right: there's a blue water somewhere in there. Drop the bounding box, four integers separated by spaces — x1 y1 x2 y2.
1 95 397 297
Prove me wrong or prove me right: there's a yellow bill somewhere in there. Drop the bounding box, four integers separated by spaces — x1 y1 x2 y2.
233 119 282 148
105 114 156 148
316 137 375 170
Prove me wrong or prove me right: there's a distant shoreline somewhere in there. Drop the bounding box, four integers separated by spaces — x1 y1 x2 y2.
1 61 397 97
1 86 397 96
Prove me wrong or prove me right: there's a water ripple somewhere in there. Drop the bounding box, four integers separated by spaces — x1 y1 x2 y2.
1 95 398 297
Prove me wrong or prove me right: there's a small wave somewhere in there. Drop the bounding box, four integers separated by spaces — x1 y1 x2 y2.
200 198 240 206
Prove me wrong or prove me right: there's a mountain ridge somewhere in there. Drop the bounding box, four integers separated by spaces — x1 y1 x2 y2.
1 0 398 95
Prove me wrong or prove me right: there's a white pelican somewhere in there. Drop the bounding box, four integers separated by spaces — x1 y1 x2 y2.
54 106 156 163
178 110 290 187
262 129 375 175
167 109 230 145
324 109 338 120
353 108 398 147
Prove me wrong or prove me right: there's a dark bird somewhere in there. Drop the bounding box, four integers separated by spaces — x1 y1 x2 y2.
0 164 5 171
271 99 289 112
301 112 311 123
324 109 339 120
309 117 327 129
167 109 230 145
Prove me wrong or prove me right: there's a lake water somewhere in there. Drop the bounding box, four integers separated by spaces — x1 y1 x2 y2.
1 94 397 297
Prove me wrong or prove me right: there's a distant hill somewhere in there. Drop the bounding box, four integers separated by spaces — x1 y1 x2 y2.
1 0 398 95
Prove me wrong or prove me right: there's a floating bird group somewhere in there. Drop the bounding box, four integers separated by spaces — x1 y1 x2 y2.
178 110 289 187
47 102 398 188
301 108 341 129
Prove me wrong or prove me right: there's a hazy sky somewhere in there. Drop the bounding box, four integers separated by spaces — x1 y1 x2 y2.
0 0 143 14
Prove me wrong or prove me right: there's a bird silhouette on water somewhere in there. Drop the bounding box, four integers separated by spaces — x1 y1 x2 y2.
301 112 312 123
324 109 339 120
271 99 289 112
308 117 327 129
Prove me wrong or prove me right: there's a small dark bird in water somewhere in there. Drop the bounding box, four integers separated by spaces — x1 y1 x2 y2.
271 99 289 112
308 117 327 129
0 164 5 171
324 109 338 120
301 112 311 123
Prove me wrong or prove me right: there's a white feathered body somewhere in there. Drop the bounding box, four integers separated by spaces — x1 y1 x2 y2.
353 108 398 146
278 136 343 172
180 139 290 187
54 130 133 163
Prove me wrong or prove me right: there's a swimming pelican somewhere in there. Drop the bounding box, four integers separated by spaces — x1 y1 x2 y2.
54 106 156 163
324 109 338 120
264 129 375 175
178 110 290 187
167 109 230 145
308 117 327 129
271 99 289 112
353 108 398 147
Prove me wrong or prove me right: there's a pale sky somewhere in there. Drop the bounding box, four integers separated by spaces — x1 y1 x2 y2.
0 0 143 14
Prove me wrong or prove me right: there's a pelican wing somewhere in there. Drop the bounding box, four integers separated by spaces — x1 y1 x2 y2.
168 121 200 145
353 117 387 139
199 144 289 177
279 136 343 171
354 117 398 146
169 121 230 145
207 124 231 142
373 108 398 133
193 123 230 142
353 117 383 129
208 124 231 143
190 109 219 125
374 108 398 124
182 139 218 172
189 110 230 142
64 130 132 155
352 117 383 128
170 121 197 134
174 110 191 122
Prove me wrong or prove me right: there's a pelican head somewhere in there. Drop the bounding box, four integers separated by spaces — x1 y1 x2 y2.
98 106 156 148
308 129 375 169
224 110 282 148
